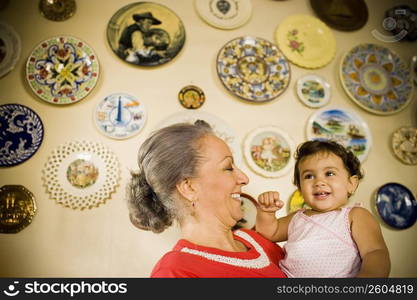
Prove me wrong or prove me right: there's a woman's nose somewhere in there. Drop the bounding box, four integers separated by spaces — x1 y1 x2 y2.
236 167 249 185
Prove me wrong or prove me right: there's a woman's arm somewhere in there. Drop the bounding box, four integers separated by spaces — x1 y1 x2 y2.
350 207 391 277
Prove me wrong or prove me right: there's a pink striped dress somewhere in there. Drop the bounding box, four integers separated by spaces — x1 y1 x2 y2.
279 207 361 277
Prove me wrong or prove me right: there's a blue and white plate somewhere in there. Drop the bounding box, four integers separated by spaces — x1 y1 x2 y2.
375 182 417 229
0 104 44 167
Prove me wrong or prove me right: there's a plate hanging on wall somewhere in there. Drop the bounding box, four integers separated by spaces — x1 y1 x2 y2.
194 0 252 30
0 22 21 78
39 0 77 21
178 85 205 109
375 182 417 229
94 93 147 140
0 104 44 167
296 74 331 108
275 14 336 69
391 127 417 165
42 140 120 210
243 125 295 178
340 43 413 115
306 107 372 162
217 36 290 103
233 193 258 230
107 2 185 67
26 36 99 105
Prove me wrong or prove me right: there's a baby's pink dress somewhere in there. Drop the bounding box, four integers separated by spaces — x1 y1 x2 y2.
279 207 361 277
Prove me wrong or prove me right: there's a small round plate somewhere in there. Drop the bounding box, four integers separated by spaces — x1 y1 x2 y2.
340 43 413 115
0 22 21 78
107 2 186 67
178 85 205 109
94 93 147 140
296 74 331 108
39 0 76 22
243 126 295 178
233 193 258 230
391 127 417 165
0 104 44 167
310 0 368 31
26 36 99 105
375 182 417 229
306 107 372 162
288 189 310 213
275 14 336 69
217 36 291 102
194 0 252 30
0 185 37 233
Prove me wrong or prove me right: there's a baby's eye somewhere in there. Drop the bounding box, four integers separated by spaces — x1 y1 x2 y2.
326 171 335 176
303 174 314 180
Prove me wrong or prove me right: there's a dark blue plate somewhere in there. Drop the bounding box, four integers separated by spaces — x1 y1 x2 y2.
0 104 44 167
375 182 417 229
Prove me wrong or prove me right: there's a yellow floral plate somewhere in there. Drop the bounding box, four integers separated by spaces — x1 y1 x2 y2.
275 14 336 69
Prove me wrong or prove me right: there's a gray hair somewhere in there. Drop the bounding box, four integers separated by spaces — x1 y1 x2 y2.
126 120 213 233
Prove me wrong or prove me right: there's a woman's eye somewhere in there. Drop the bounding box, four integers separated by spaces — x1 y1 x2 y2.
225 166 234 171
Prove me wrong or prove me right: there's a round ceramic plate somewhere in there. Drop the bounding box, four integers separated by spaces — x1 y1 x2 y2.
243 126 295 178
178 85 205 109
412 56 417 85
391 127 417 165
340 44 413 115
156 110 242 164
296 74 331 108
107 2 185 67
0 22 21 78
306 107 372 162
217 36 290 102
275 14 336 69
39 0 76 21
194 0 252 30
26 36 99 105
233 193 258 230
310 0 368 31
0 185 37 233
94 93 147 140
42 140 120 210
385 5 417 42
288 189 310 213
375 182 417 229
0 104 44 167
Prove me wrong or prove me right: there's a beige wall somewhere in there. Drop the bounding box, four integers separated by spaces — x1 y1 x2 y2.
0 0 416 277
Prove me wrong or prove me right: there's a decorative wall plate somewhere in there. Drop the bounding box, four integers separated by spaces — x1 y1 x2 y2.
42 140 120 210
39 0 76 21
275 15 336 69
156 110 241 164
385 5 417 42
412 56 417 85
194 0 252 30
310 0 368 31
26 36 99 105
0 104 44 167
217 36 290 102
243 126 295 178
107 2 185 67
391 127 417 165
375 182 417 229
233 193 258 230
178 85 205 109
288 189 310 213
306 107 372 162
340 44 413 115
0 22 21 78
296 74 331 108
0 185 37 233
94 93 147 139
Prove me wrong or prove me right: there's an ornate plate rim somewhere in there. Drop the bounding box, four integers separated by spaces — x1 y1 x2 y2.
305 106 373 162
178 85 205 109
275 14 336 69
0 21 21 78
243 125 295 178
296 73 331 108
93 92 148 140
194 0 252 30
339 43 414 115
391 126 417 165
412 55 417 85
25 35 100 105
375 182 417 229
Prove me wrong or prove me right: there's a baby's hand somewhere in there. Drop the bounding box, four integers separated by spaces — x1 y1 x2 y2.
257 191 284 213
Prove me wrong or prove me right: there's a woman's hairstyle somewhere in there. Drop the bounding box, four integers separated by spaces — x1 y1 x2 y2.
126 120 213 233
293 140 363 188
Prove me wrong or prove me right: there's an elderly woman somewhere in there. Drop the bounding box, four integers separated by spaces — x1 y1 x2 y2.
127 120 287 277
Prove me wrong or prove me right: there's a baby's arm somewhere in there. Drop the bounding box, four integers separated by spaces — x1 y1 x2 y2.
350 207 391 277
256 191 294 243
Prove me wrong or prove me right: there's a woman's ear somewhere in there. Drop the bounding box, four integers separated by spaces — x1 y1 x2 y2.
176 178 197 202
348 175 359 196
